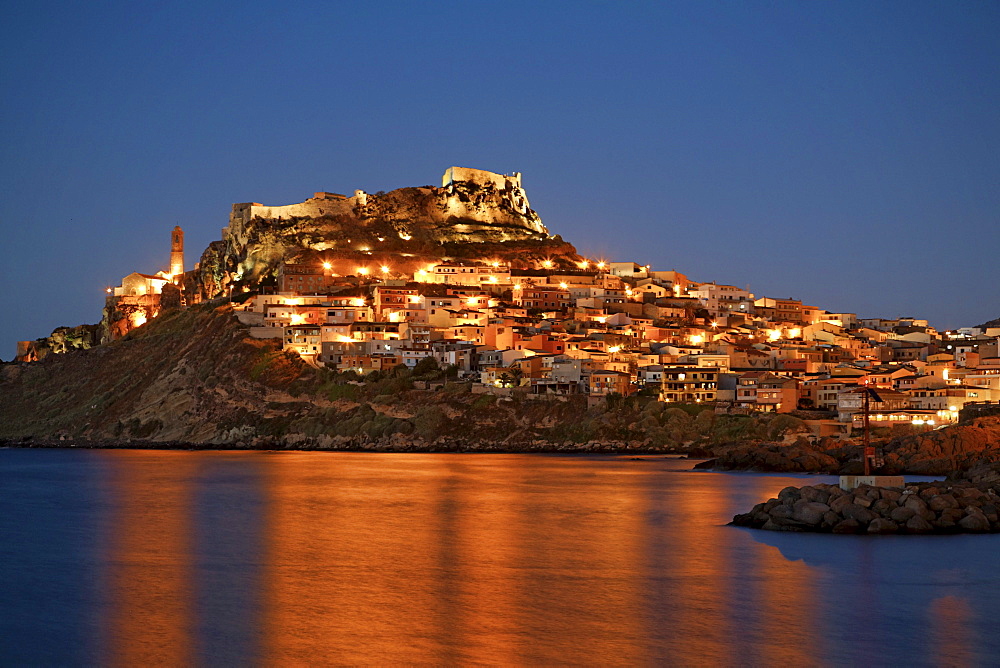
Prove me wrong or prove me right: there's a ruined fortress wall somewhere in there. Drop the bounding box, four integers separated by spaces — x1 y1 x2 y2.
224 195 359 245
249 198 355 221
442 166 522 190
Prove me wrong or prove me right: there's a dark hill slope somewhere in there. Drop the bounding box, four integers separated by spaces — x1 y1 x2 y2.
0 304 314 443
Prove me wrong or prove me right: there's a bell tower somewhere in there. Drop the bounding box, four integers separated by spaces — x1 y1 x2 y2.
170 226 184 277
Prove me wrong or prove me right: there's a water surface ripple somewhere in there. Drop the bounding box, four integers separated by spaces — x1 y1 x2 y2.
1 449 998 666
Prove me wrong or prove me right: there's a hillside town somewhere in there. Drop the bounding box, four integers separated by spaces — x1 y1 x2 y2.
15 167 1000 441
60 232 999 441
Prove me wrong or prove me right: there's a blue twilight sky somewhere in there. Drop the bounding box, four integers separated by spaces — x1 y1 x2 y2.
2 1 999 358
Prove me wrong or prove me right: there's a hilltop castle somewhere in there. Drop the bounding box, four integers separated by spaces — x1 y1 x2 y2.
441 166 522 190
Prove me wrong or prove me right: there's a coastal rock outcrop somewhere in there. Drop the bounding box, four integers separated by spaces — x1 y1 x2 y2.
880 417 1000 474
699 416 1000 478
732 481 1000 534
14 323 101 362
696 437 843 473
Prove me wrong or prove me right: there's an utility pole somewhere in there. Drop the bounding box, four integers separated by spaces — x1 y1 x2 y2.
863 387 873 476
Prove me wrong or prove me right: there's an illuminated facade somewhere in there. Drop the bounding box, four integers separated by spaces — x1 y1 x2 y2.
169 226 184 277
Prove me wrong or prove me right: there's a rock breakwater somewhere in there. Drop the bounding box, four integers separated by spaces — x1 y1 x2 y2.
731 481 1000 534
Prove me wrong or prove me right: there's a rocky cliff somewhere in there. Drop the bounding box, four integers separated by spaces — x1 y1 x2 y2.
15 323 102 362
196 168 574 297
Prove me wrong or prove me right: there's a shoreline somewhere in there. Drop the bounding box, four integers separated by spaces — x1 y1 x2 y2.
0 438 963 476
0 437 700 456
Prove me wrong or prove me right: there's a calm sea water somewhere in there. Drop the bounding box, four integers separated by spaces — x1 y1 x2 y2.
1 449 998 666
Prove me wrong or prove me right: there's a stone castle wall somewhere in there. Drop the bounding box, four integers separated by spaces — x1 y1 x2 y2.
224 193 362 247
442 166 522 190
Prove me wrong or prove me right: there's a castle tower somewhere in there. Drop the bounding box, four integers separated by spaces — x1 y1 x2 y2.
170 226 184 277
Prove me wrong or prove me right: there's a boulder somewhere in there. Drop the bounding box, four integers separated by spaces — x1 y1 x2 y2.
903 495 933 519
769 504 795 521
919 486 941 500
872 498 897 516
841 504 876 525
959 513 991 532
928 494 960 512
853 495 873 508
880 489 902 503
931 518 957 531
829 494 855 514
792 500 831 526
889 506 916 524
800 486 831 504
832 518 861 534
958 488 984 503
868 518 899 534
905 515 934 533
940 508 964 524
777 486 801 503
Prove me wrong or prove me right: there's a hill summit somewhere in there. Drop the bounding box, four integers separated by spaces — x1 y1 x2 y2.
193 166 574 296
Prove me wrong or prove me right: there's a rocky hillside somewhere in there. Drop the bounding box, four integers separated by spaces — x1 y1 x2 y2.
196 175 578 296
0 303 314 443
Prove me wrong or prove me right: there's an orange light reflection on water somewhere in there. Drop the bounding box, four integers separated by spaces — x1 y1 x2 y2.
260 455 652 664
929 595 973 667
105 452 196 667
261 454 449 664
79 452 992 665
653 478 735 664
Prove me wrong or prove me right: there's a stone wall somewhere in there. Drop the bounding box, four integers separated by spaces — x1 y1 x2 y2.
442 166 522 190
224 193 361 248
